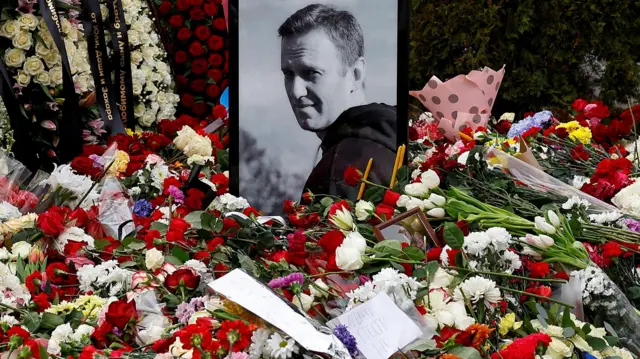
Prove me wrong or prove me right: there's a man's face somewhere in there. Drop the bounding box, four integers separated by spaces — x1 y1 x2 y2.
281 29 354 132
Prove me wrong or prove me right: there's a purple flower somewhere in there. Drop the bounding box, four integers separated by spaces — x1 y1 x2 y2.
624 218 640 233
175 301 196 325
333 324 358 355
268 277 287 289
284 272 304 287
228 353 249 359
168 185 185 204
133 199 154 217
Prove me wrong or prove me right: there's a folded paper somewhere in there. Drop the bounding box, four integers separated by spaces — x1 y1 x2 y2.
411 66 506 140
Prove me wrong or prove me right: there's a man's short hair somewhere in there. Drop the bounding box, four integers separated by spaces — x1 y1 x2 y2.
278 4 364 74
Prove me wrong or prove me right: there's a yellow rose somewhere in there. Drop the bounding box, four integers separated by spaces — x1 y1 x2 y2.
15 70 30 87
0 20 19 39
34 71 50 86
107 150 130 176
23 56 45 76
49 67 63 86
12 30 33 50
4 48 25 68
18 14 38 30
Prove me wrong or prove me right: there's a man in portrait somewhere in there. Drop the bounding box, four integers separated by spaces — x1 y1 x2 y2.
278 3 398 200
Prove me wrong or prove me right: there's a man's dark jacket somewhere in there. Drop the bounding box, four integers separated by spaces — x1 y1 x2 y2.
302 103 397 200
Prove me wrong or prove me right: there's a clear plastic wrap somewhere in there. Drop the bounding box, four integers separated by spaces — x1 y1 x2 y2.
98 176 134 239
0 150 31 203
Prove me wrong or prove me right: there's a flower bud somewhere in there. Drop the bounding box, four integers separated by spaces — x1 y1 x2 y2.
547 210 561 227
428 193 446 207
427 208 445 218
534 216 556 235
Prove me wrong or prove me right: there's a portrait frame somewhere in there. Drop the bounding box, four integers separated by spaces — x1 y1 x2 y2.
373 207 443 251
227 0 410 212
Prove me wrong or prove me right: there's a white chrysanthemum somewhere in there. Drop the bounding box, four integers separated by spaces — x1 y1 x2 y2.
463 231 491 256
0 314 18 326
76 260 133 296
267 332 299 359
0 201 20 221
55 226 95 253
588 211 623 225
561 195 591 210
0 262 30 308
210 193 250 212
571 175 591 189
486 227 512 252
183 260 208 275
48 323 74 355
453 276 501 307
499 250 522 273
249 328 271 359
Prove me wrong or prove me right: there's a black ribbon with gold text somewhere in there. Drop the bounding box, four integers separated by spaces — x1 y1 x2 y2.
82 0 125 135
38 0 84 163
106 0 134 128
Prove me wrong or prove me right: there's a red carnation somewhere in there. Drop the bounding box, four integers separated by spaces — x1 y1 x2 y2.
584 103 610 119
168 14 184 28
204 2 218 16
194 25 212 41
105 298 138 330
190 79 206 92
159 1 172 14
528 262 550 278
189 41 205 57
176 0 189 11
189 8 205 20
207 35 224 51
318 230 344 254
166 268 200 291
177 28 191 41
328 200 351 216
490 333 551 359
8 326 30 344
185 188 205 210
343 165 362 186
216 320 252 352
571 98 588 112
170 217 190 233
570 144 590 161
212 17 226 31
33 292 51 312
191 58 208 74
175 50 188 64
206 84 220 99
181 94 195 108
37 208 65 237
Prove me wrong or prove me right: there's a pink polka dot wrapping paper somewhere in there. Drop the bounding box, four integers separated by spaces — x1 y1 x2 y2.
410 66 506 141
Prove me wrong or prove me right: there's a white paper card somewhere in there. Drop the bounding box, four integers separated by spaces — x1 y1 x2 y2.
331 292 423 359
208 269 333 354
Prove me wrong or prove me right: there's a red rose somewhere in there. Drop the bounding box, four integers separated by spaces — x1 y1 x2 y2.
212 104 227 119
185 188 204 210
204 2 218 16
175 75 188 88
189 8 205 20
177 28 191 41
175 50 188 64
207 236 225 251
208 53 223 67
168 14 184 28
328 200 351 216
37 209 65 237
572 98 588 112
212 17 226 31
584 103 610 119
206 84 220 99
194 25 211 41
189 0 203 7
71 156 95 176
166 268 200 291
181 94 195 108
82 144 105 156
166 230 185 243
159 0 172 14
176 0 189 11
283 200 296 214
189 41 205 57
382 190 400 206
302 191 314 204
191 58 208 74
207 35 224 51
318 230 344 254
193 250 210 264
192 102 207 115
69 208 89 227
207 69 223 83
190 79 206 92
105 298 138 329
375 203 395 221
243 206 260 217
343 165 362 186
528 262 550 278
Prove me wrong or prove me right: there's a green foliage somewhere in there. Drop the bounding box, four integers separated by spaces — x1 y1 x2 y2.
409 0 640 115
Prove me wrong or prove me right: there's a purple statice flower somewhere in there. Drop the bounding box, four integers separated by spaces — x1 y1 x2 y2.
168 185 185 204
507 110 553 138
175 301 196 325
133 199 154 217
333 324 358 356
624 218 640 233
283 272 304 287
227 353 249 359
268 277 287 289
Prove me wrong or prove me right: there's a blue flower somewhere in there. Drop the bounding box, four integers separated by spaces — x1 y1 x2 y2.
507 110 553 138
583 353 598 359
132 199 153 217
333 324 358 356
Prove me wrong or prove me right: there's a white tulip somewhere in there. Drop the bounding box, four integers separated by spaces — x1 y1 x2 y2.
355 200 374 221
404 182 430 197
427 208 445 218
330 208 355 231
534 216 556 235
547 210 561 227
420 169 441 189
428 193 446 207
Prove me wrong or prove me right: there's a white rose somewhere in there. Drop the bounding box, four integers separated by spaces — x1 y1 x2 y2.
131 51 143 65
34 71 50 86
49 67 63 86
43 51 60 69
134 104 146 117
545 338 572 359
4 48 25 68
0 20 19 38
74 74 90 93
23 56 45 76
10 241 31 259
335 245 363 271
15 70 30 87
60 18 72 34
354 200 374 221
145 248 164 270
141 112 156 127
65 27 78 42
420 169 441 189
182 135 213 157
35 42 51 57
12 30 33 50
128 29 140 46
132 81 143 95
18 14 38 30
142 46 156 59
342 231 367 254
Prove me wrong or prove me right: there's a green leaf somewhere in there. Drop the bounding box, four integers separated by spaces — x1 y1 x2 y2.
604 321 617 337
448 346 482 359
94 239 111 250
40 312 64 330
443 222 464 249
184 211 204 229
202 212 214 231
412 267 426 279
320 197 334 207
562 306 573 328
119 261 138 268
373 239 403 257
536 303 548 319
128 240 147 251
402 246 425 261
604 336 619 347
39 342 48 359
165 255 183 266
238 253 259 277
150 221 169 233
537 314 548 328
216 149 229 170
586 337 607 351
121 236 137 248
562 327 575 338
172 246 189 263
23 312 41 332
405 339 436 351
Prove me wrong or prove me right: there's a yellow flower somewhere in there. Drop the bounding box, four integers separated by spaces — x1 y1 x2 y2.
556 121 582 133
107 150 130 176
569 127 592 144
498 313 522 336
125 128 134 136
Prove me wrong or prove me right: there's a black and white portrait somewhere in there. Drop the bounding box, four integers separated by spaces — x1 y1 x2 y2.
231 0 408 213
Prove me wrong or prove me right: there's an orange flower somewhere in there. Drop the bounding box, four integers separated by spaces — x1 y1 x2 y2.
464 323 495 350
440 354 463 359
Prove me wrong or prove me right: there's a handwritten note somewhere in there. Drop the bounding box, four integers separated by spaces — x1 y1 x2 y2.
208 269 334 354
330 292 423 359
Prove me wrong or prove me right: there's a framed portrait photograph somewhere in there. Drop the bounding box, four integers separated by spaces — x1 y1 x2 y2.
373 208 443 251
228 0 410 214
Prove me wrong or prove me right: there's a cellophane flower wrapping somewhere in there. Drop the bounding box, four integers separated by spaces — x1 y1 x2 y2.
98 176 134 239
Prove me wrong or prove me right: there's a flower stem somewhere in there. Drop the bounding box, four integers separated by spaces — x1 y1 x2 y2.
498 285 574 308
445 266 568 283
